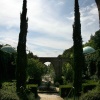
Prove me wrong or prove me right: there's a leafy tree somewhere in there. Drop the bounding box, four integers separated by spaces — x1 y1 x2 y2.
73 0 84 97
46 63 55 80
27 51 38 59
84 35 96 49
84 30 100 50
62 47 73 58
27 58 46 85
62 63 73 83
16 0 28 91
93 30 100 49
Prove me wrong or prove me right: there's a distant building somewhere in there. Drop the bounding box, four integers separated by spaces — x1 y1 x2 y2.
83 46 97 62
83 46 100 76
1 45 16 53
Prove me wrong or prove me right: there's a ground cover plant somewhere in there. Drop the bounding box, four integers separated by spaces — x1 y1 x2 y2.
0 81 35 100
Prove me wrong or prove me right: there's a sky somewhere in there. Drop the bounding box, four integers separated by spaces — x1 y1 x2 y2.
0 0 99 57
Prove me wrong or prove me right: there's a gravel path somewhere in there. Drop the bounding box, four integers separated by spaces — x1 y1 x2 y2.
36 93 64 100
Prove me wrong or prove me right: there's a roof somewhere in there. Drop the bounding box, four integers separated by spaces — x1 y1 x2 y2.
1 46 16 53
83 46 95 54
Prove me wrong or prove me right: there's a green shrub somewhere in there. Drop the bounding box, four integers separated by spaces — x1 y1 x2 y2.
82 82 97 93
59 85 73 98
0 89 20 100
80 83 100 100
18 87 35 100
55 82 60 87
0 82 35 100
54 77 63 85
28 78 42 86
0 82 19 100
27 84 38 98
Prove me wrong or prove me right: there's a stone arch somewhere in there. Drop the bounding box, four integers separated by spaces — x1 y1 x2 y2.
38 57 72 79
38 57 61 78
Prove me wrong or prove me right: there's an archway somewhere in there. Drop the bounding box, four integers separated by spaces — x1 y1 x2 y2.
43 62 55 84
38 57 71 82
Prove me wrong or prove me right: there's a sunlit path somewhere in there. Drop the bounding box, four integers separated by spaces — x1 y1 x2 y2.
36 93 64 100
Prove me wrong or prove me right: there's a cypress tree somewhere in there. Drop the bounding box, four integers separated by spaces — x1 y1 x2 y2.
95 0 100 29
73 0 84 97
16 0 28 91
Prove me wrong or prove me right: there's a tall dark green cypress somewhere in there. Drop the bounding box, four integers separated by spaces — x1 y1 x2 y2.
16 0 28 91
95 0 100 29
73 0 84 97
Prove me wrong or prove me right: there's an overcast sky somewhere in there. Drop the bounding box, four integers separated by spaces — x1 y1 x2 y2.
0 0 99 57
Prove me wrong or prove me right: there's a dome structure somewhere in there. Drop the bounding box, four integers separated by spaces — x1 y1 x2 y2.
83 46 95 54
1 45 16 53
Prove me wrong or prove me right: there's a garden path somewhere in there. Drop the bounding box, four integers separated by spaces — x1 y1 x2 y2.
36 93 64 100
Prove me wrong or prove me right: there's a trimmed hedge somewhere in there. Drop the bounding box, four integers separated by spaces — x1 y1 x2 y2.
59 81 98 98
80 85 100 100
59 85 73 98
82 82 98 93
28 78 42 86
27 84 38 98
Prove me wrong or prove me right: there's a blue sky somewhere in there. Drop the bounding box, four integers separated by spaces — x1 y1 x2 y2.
0 0 99 57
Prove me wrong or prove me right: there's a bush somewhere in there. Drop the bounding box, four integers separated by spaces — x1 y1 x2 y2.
82 81 97 93
55 82 60 87
0 82 19 100
82 84 97 93
59 85 73 98
0 89 20 100
27 58 46 85
54 77 63 85
80 83 100 100
62 63 73 83
0 82 35 100
28 78 42 86
27 84 38 98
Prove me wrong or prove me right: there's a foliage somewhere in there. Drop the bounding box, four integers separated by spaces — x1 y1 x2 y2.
0 82 19 100
27 58 46 81
46 63 55 80
27 84 38 98
0 82 35 100
93 30 100 49
27 51 38 59
62 63 73 83
84 35 96 49
95 0 100 27
84 30 100 50
82 84 97 93
62 47 73 58
82 80 98 93
80 83 100 100
16 0 28 91
59 85 73 98
73 0 84 96
0 50 16 81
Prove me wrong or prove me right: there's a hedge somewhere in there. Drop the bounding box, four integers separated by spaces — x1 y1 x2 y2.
59 85 73 98
27 84 38 98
